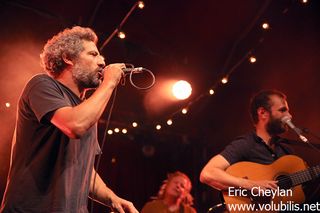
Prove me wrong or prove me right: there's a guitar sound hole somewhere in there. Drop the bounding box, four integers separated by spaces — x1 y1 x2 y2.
276 175 293 189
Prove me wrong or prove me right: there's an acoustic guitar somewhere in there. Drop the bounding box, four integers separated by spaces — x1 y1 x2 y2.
221 155 320 212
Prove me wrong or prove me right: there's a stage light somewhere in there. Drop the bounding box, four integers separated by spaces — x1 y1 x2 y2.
221 77 228 84
5 102 10 108
172 80 192 100
167 119 173 125
118 31 126 39
156 124 161 130
132 122 138 127
111 158 116 163
108 130 113 135
122 128 127 134
262 22 270 30
249 56 257 63
138 1 145 9
114 128 120 133
182 108 188 114
209 89 215 95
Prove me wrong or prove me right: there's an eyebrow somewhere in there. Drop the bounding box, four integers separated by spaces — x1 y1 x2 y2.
278 106 288 112
88 50 99 55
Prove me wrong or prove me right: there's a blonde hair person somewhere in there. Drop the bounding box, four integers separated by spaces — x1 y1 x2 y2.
141 171 196 213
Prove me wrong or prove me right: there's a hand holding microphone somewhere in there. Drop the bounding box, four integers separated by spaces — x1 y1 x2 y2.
101 63 125 89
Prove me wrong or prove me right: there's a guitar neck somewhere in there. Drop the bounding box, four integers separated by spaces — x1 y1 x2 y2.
290 164 320 186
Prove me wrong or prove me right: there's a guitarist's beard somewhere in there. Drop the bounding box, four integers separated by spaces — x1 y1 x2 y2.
266 115 288 136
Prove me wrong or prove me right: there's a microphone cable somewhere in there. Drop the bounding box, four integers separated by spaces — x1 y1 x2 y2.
121 63 155 90
90 86 118 213
90 64 155 212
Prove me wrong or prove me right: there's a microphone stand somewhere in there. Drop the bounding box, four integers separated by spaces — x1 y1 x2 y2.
300 127 320 153
302 128 320 141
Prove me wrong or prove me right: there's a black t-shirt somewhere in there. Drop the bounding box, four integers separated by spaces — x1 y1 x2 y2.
220 132 293 165
1 74 100 213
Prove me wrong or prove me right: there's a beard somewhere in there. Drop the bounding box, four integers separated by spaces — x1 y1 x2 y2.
72 64 101 90
266 115 288 136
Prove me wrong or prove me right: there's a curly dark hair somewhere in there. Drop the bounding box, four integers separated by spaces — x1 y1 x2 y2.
250 89 286 124
40 26 98 77
153 171 194 206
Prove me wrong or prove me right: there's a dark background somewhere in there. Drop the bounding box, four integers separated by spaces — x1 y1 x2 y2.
0 0 319 212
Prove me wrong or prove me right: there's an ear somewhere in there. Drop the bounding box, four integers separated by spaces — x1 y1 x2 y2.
257 107 269 120
62 53 73 66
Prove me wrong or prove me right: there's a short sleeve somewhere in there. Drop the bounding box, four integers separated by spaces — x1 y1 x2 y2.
24 75 71 123
220 136 251 165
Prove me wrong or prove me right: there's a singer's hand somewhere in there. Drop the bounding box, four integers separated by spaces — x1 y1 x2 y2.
108 194 139 213
101 63 125 89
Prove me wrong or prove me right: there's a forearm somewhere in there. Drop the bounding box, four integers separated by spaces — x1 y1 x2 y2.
89 170 139 213
200 154 246 190
89 169 117 207
200 163 278 191
200 167 243 190
69 82 115 131
51 82 115 138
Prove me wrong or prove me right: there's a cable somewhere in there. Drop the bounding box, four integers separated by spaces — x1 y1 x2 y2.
122 64 155 90
100 1 141 51
89 64 154 212
90 87 118 213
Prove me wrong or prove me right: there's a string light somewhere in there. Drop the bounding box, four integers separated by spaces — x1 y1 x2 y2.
262 22 270 30
111 158 116 164
108 130 113 135
122 128 128 134
117 31 126 39
5 102 10 108
100 1 144 50
249 56 257 63
138 1 145 9
221 77 228 84
114 128 120 133
100 1 306 135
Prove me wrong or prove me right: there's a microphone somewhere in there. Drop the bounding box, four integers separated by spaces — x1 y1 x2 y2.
281 116 309 143
122 67 144 74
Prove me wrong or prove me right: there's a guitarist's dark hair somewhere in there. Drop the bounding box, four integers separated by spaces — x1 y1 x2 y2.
250 89 286 124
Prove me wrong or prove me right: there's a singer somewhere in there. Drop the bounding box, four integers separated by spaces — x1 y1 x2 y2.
0 26 138 213
200 90 314 211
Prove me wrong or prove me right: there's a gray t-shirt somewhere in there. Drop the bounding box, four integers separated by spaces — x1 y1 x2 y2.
1 74 100 213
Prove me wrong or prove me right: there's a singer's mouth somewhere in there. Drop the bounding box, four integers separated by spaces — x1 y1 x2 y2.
97 69 104 79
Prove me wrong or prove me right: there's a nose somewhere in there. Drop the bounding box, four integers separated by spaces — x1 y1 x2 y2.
98 55 106 68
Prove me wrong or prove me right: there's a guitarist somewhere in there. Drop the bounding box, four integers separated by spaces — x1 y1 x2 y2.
200 90 296 209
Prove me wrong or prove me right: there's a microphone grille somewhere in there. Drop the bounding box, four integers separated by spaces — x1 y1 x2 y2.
281 115 291 123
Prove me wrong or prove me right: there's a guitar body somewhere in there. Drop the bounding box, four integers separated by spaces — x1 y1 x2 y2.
223 155 308 212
